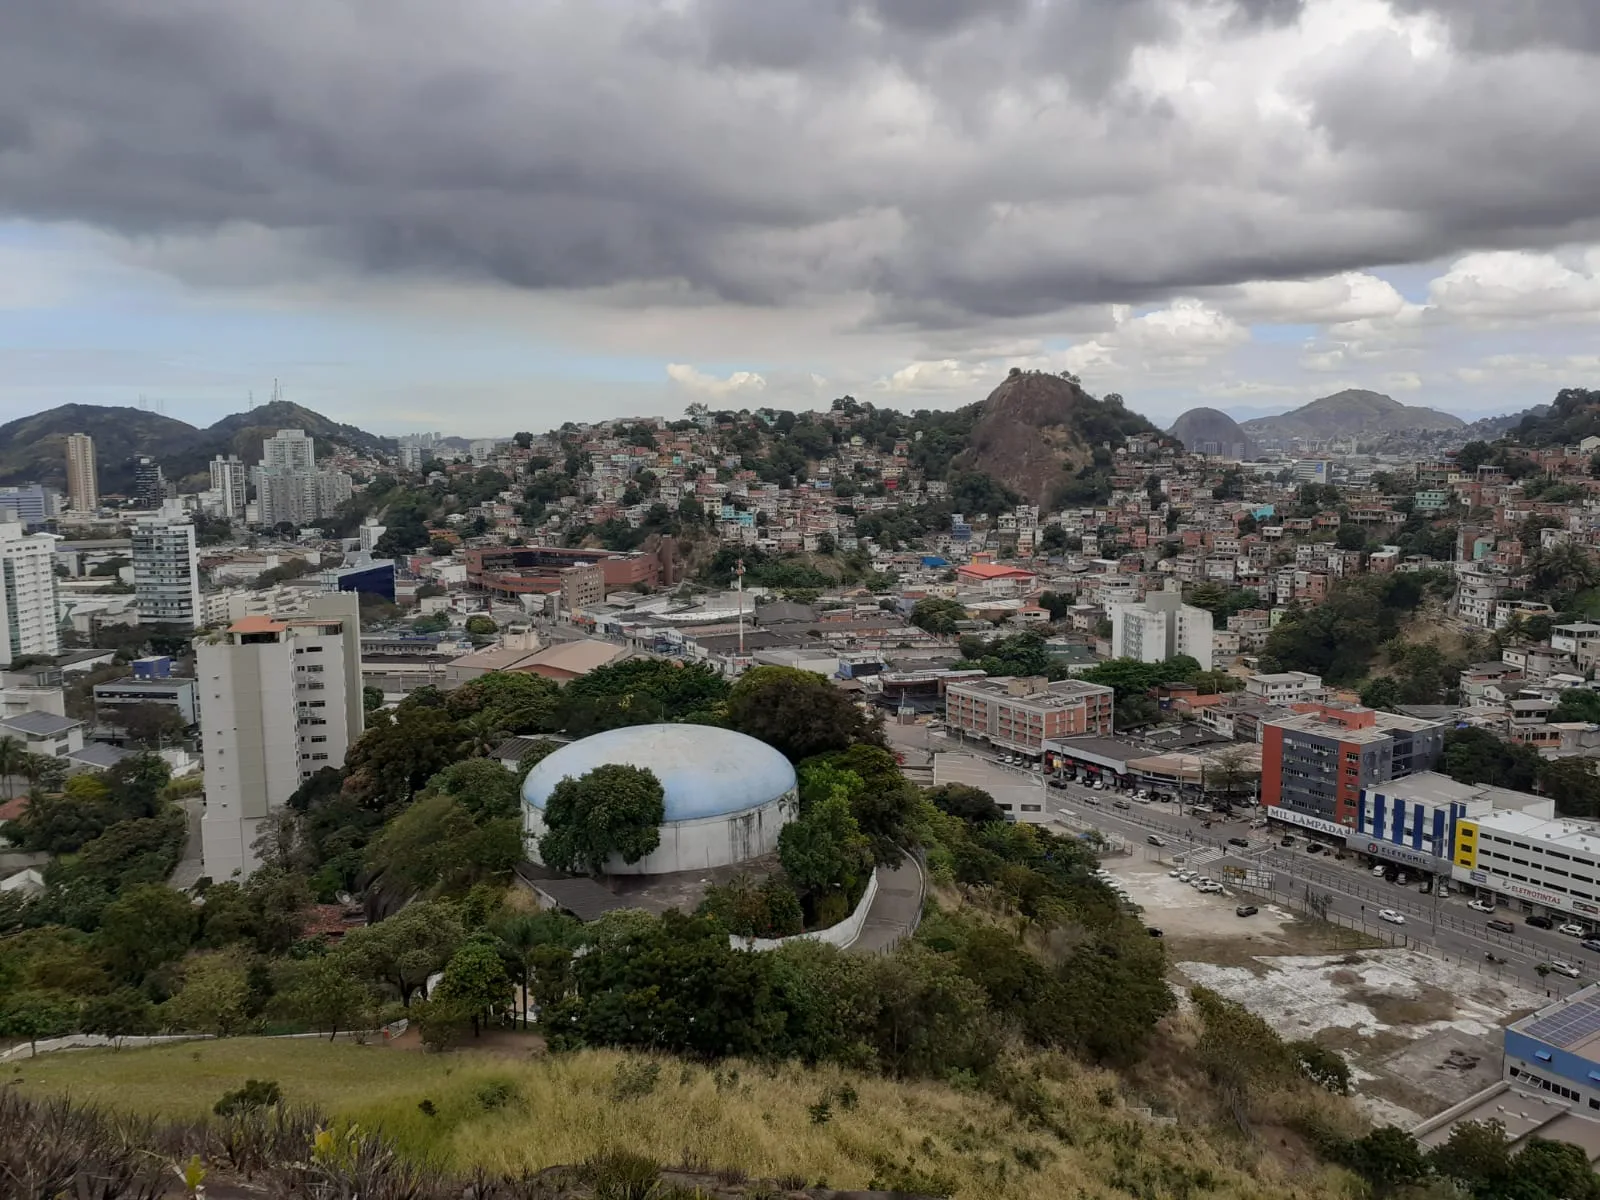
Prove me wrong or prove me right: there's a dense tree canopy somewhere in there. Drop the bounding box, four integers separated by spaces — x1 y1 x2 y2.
539 764 664 875
727 666 884 764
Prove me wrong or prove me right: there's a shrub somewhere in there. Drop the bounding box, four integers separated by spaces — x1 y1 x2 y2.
214 1078 283 1116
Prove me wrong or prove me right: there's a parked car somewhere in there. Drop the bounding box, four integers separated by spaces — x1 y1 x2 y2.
1280 836 1296 847
1113 799 1131 810
1396 872 1409 885
1178 871 1196 883
1527 914 1556 930
1236 904 1259 918
1581 939 1600 953
1048 778 1068 789
1468 899 1496 914
1147 834 1165 847
1192 804 1212 813
1378 909 1406 925
1371 865 1388 876
1488 918 1516 933
1551 961 1582 979
1168 867 1183 878
1146 927 1164 938
1228 837 1249 848
1305 843 1323 854
1198 881 1223 894
1560 923 1587 937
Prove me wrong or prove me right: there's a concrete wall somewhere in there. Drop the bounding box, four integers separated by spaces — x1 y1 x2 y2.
732 867 880 953
525 790 794 875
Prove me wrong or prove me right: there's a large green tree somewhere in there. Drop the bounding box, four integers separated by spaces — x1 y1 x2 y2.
778 793 874 927
538 764 664 875
96 884 197 982
337 900 464 1007
726 666 884 764
365 793 523 897
432 933 513 1037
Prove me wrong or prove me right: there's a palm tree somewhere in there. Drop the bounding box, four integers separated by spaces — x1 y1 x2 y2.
1529 543 1599 596
457 712 509 759
0 736 27 799
491 911 576 1029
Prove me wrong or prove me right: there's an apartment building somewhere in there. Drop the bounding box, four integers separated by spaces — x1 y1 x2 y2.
944 675 1115 756
0 522 61 666
65 433 98 513
208 455 249 519
197 594 363 881
1108 586 1214 669
1260 702 1447 833
131 515 201 630
1245 671 1325 704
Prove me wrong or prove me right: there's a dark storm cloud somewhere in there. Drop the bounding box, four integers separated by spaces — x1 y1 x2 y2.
1392 0 1600 53
2 0 1600 328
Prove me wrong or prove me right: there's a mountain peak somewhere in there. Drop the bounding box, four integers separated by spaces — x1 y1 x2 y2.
1240 389 1462 439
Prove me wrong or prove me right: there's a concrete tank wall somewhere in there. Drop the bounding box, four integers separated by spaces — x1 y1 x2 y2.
525 788 794 874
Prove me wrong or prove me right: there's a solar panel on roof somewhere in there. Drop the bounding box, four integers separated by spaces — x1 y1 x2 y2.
1524 998 1600 1047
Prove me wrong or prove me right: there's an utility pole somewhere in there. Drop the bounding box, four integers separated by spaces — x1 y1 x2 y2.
735 557 745 657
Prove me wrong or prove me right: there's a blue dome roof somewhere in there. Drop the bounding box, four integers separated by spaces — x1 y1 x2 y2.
522 724 797 823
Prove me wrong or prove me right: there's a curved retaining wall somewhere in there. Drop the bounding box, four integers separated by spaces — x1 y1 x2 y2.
731 867 879 953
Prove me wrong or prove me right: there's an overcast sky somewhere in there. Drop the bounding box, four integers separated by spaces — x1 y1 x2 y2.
4 0 1600 436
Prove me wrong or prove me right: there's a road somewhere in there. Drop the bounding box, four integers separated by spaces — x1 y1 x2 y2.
883 722 1593 1001
1045 774 1589 999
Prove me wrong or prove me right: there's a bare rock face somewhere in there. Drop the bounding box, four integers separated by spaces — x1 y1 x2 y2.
1168 407 1255 459
960 371 1095 504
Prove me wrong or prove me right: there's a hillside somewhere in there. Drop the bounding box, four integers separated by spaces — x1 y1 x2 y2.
0 400 395 492
955 371 1164 503
1504 388 1600 447
0 404 196 494
1241 389 1463 441
10 1038 1355 1200
1168 407 1255 458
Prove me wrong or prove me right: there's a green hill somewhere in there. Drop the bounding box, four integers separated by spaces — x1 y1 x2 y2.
0 400 395 493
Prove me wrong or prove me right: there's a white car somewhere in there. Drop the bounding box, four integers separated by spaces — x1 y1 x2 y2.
1198 881 1223 894
1551 961 1582 979
1378 909 1406 925
1371 865 1388 877
1468 899 1496 914
1178 871 1196 883
1168 868 1183 878
1560 923 1587 937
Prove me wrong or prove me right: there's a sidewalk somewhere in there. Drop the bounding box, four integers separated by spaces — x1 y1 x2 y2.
850 852 925 954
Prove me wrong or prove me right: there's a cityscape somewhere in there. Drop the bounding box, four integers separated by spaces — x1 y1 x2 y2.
6 2 1600 1199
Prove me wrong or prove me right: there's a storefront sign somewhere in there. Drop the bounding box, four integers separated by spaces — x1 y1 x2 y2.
1265 806 1350 839
1487 876 1569 909
1348 836 1446 873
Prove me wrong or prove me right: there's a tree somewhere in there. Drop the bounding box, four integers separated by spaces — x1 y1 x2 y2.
539 765 664 875
80 987 156 1046
1342 1126 1425 1195
1359 676 1402 712
1441 727 1541 792
810 744 918 864
778 793 874 926
104 753 172 820
926 783 1005 825
465 615 497 637
1427 1120 1511 1192
448 670 559 733
1539 757 1600 819
116 701 189 747
362 685 385 712
342 704 464 811
1455 441 1491 472
96 884 197 981
726 666 884 764
1552 688 1600 724
277 955 372 1040
0 990 77 1055
162 949 253 1036
425 757 523 821
908 598 968 636
433 933 513 1037
365 793 523 897
0 735 26 797
491 910 580 1028
337 900 464 1007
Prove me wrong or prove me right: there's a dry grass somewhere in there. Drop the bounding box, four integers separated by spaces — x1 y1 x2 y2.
10 1037 1358 1199
1348 985 1457 1027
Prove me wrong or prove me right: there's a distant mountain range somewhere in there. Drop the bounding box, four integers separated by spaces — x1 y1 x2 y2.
1167 408 1255 458
1236 389 1463 440
0 401 395 493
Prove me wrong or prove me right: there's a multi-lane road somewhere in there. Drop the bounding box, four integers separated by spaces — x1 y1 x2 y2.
1040 773 1593 997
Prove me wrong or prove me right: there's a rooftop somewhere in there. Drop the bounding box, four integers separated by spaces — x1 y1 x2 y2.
1474 809 1600 856
1512 986 1600 1059
0 711 82 737
229 616 288 634
948 676 1113 708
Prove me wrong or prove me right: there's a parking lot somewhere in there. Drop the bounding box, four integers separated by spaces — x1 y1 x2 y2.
930 751 1051 822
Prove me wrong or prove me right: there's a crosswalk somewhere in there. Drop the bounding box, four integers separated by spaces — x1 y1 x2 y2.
1182 846 1226 868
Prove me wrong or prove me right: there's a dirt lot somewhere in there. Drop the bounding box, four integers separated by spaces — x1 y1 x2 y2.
1104 857 1540 1126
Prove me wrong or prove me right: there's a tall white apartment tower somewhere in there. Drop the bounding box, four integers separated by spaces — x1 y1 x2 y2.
262 428 315 470
198 593 363 881
131 514 202 630
209 455 249 519
0 521 61 666
65 433 98 513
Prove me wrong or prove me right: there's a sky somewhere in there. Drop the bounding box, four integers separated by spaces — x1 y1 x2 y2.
4 0 1600 437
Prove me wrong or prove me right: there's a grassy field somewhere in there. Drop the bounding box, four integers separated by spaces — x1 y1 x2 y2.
9 1036 1355 1199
